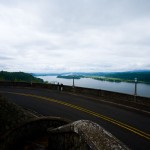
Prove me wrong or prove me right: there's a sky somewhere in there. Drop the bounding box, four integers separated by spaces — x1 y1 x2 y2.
0 0 150 73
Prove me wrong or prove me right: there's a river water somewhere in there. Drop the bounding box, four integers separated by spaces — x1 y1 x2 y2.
37 76 150 98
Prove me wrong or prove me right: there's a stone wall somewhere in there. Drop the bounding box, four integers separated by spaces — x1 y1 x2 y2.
0 95 36 137
68 86 150 111
0 81 150 112
48 120 130 150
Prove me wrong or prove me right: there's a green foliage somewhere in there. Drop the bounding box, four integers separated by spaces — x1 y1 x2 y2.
103 72 150 83
86 76 132 83
0 71 44 83
44 81 49 84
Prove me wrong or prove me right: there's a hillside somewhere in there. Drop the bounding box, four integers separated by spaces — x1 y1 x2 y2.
0 71 44 83
56 71 150 83
103 71 150 83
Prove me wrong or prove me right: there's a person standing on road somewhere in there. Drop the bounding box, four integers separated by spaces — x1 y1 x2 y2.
60 84 63 91
57 82 60 91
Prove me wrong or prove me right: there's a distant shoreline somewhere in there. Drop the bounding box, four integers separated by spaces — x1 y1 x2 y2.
56 75 150 84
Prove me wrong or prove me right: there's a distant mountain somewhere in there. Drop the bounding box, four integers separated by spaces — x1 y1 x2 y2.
0 71 44 83
56 71 150 83
32 70 150 83
102 71 150 83
126 69 150 72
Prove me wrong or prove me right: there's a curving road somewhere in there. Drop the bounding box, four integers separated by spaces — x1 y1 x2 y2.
0 86 150 150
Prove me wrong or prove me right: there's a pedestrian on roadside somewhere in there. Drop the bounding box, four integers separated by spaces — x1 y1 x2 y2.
57 82 60 91
60 84 63 91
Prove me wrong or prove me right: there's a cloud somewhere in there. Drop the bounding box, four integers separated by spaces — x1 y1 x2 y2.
0 55 13 60
0 0 150 72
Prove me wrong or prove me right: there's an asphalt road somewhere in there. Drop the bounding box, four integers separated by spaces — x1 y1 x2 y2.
0 86 150 150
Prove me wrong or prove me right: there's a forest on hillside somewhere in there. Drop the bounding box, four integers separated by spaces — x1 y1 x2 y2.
103 72 150 83
0 71 44 83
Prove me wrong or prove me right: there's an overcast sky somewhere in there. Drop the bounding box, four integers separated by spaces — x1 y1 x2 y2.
0 0 150 73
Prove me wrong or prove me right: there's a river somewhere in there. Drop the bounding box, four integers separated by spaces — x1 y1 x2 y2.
37 76 150 98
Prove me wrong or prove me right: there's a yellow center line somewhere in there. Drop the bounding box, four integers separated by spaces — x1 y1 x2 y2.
1 91 150 140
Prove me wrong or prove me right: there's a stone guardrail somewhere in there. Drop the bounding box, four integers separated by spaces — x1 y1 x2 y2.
0 95 130 150
0 81 150 112
48 120 130 150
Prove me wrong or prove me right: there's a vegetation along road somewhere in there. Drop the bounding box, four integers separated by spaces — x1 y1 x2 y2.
0 86 150 150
